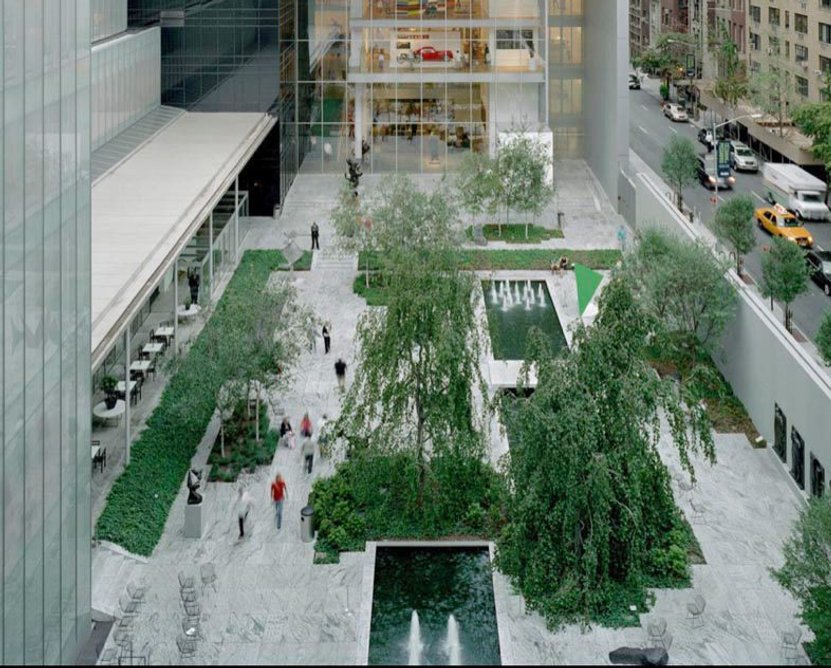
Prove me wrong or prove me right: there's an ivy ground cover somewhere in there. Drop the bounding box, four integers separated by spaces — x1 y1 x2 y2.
95 250 289 556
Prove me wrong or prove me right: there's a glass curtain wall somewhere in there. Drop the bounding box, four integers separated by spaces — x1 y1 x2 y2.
1 1 92 663
548 0 583 157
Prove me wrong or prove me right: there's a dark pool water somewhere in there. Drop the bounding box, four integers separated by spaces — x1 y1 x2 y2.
369 547 501 666
482 280 567 360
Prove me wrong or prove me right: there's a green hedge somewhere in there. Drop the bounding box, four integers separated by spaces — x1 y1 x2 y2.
464 224 565 244
95 250 288 556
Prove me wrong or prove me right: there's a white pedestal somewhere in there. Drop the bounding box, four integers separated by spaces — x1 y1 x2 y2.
184 501 204 539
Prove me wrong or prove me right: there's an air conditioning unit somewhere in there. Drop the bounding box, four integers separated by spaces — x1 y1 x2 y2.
815 69 824 76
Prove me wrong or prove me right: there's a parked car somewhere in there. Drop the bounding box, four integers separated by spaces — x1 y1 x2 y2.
414 46 453 61
755 205 814 248
806 249 831 295
729 140 759 172
628 74 641 90
663 103 688 122
696 154 735 190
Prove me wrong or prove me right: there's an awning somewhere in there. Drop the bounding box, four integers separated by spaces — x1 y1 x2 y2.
91 111 276 367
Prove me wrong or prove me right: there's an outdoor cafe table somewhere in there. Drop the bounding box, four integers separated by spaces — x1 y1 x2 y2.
143 342 164 356
129 360 151 378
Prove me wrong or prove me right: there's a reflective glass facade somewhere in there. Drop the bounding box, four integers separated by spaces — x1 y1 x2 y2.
1 0 92 663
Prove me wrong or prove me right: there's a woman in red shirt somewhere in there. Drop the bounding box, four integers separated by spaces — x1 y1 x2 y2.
299 412 313 438
270 473 288 530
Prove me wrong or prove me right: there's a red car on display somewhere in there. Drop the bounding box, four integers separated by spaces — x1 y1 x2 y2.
414 46 453 61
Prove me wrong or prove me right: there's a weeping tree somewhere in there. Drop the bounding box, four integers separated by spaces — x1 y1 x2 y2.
496 277 716 626
749 68 793 137
455 150 498 233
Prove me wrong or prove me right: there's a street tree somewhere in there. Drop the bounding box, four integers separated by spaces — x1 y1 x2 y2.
490 133 554 236
712 195 756 275
634 32 697 93
792 102 831 180
713 33 747 106
760 237 812 332
661 135 698 210
774 497 831 664
816 312 831 366
497 277 715 626
336 179 487 505
749 68 793 137
624 227 735 367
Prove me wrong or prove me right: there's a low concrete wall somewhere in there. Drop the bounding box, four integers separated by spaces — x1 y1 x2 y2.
632 171 831 498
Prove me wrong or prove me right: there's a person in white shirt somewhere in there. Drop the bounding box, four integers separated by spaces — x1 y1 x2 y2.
237 486 253 539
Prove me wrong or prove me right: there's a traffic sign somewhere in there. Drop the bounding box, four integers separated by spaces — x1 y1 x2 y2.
716 140 731 178
685 53 696 79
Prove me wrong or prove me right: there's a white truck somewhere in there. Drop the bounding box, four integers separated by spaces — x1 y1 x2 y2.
763 163 831 222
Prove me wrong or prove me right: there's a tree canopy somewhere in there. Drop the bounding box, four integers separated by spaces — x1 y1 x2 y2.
816 312 831 366
712 195 756 275
760 237 811 331
791 102 831 177
749 69 793 137
661 136 698 210
497 277 715 626
634 32 697 88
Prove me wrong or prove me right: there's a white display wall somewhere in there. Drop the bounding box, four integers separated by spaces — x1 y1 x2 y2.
91 0 128 43
91 28 161 151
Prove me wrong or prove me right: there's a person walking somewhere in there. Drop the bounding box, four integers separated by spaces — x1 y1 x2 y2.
270 473 287 531
301 436 315 474
236 486 253 539
318 413 331 459
299 412 313 438
311 221 320 250
187 269 200 305
279 417 296 449
322 324 331 354
335 357 347 393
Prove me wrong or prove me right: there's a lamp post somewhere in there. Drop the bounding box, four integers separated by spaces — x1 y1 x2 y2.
709 113 763 208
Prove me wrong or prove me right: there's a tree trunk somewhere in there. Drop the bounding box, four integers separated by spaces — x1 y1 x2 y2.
365 248 370 288
255 394 261 442
220 423 226 458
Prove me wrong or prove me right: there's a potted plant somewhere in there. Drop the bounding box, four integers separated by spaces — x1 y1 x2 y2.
100 375 119 409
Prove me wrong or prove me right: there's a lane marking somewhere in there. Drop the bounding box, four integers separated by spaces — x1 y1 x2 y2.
640 104 649 112
669 126 678 134
752 191 765 202
718 194 726 202
637 125 649 134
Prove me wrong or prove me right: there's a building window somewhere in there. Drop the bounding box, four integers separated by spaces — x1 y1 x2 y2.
749 4 760 23
821 55 831 74
785 10 790 29
769 7 780 26
496 29 534 50
785 41 790 58
791 427 805 489
749 59 761 73
750 32 760 51
795 13 808 35
795 75 809 96
774 404 787 462
810 454 825 498
821 23 831 44
823 0 831 9
770 36 780 56
795 44 808 62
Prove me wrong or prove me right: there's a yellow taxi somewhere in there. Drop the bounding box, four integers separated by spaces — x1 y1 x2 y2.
755 205 814 248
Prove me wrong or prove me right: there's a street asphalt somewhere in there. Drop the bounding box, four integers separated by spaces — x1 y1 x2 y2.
628 82 831 341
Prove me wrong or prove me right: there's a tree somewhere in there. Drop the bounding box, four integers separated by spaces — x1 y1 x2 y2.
624 228 736 367
455 150 498 232
661 135 698 210
760 237 811 332
713 33 747 106
490 134 555 237
774 497 831 664
749 68 793 137
711 195 756 275
791 102 831 181
496 277 715 626
330 183 373 287
816 312 831 366
634 32 697 92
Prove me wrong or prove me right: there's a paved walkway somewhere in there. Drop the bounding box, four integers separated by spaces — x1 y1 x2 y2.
93 170 809 665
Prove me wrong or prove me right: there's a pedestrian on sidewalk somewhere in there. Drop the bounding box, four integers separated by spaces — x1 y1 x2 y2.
335 357 347 393
280 417 296 449
236 486 253 539
617 224 627 252
318 413 332 459
270 473 287 531
311 221 320 250
300 412 313 438
322 324 331 354
301 436 315 474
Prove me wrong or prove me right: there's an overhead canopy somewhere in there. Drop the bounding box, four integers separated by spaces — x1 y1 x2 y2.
91 111 275 367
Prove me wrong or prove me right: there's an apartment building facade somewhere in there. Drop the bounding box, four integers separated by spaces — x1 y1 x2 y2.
748 0 831 103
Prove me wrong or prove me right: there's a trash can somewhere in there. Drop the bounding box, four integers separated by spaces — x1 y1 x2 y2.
300 505 315 543
557 211 565 229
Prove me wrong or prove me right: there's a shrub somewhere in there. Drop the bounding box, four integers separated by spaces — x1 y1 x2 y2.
95 250 289 556
816 312 831 366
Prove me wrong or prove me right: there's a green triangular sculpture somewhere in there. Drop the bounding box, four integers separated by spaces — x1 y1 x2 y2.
574 263 603 316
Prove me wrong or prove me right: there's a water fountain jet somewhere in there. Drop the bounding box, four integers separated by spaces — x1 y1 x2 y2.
408 610 423 666
445 614 462 666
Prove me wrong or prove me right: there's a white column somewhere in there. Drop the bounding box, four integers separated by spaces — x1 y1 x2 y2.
234 176 240 261
354 83 364 159
174 258 179 354
208 211 214 299
124 328 131 465
349 29 362 68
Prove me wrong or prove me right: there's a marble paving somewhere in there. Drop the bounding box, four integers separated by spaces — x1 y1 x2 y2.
93 172 810 666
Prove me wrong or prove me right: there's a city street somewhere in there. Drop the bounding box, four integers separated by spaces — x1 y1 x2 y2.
628 81 831 341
